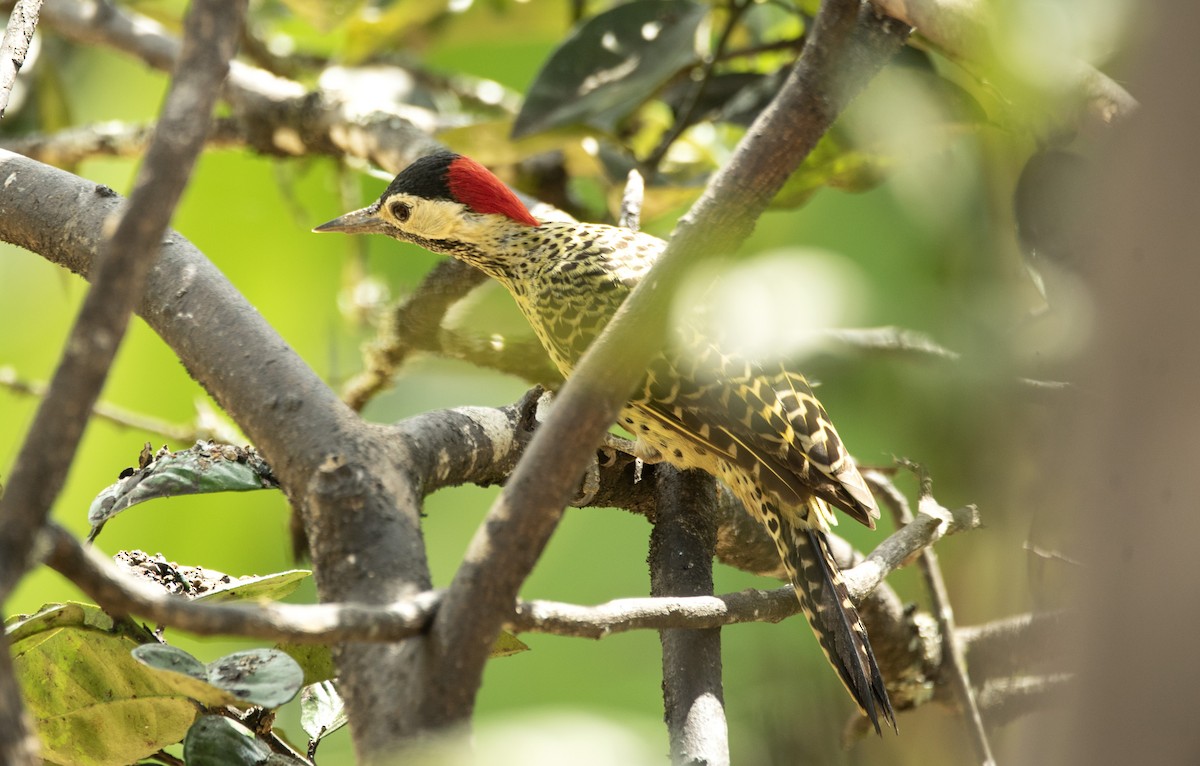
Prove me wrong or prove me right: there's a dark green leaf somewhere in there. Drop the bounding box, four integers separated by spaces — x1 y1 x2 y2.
183 716 271 766
512 0 707 138
87 441 279 533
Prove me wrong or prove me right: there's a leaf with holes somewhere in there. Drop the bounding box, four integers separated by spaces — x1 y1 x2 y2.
512 0 707 138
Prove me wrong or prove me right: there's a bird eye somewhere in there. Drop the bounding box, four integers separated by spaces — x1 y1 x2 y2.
388 200 412 223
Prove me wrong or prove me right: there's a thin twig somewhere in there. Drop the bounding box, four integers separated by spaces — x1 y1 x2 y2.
893 461 995 766
0 0 41 117
644 0 751 172
340 259 487 411
0 366 200 442
0 117 245 166
869 0 1136 126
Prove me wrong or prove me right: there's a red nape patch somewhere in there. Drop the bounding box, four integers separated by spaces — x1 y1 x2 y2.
446 156 540 227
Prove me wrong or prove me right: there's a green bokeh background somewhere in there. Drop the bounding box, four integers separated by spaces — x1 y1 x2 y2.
1 3 1056 763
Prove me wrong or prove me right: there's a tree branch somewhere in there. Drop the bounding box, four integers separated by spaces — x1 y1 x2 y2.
651 468 728 766
0 0 241 597
890 463 994 765
0 0 41 117
30 0 439 173
0 3 242 762
868 0 1136 126
0 148 431 759
0 117 246 166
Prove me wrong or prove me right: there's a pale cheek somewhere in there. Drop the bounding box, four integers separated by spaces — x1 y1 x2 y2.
411 207 479 241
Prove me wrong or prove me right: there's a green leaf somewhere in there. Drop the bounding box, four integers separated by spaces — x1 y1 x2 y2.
131 644 246 708
131 643 206 680
512 0 707 138
183 716 271 766
300 680 348 745
206 649 305 709
490 630 530 658
277 643 337 687
135 646 305 710
87 441 279 534
8 603 196 766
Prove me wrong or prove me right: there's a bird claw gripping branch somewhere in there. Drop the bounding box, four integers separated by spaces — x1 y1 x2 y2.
315 151 897 733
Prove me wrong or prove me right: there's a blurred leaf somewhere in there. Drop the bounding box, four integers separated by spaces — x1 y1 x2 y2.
131 642 207 679
342 1 453 63
8 603 196 766
279 629 527 690
183 715 276 766
277 642 337 687
193 569 312 603
490 630 530 658
512 0 707 138
87 441 279 535
300 680 349 744
132 644 246 708
134 645 304 709
773 129 894 208
277 0 364 33
206 649 306 709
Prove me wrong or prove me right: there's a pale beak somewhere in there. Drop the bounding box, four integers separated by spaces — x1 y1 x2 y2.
313 205 390 235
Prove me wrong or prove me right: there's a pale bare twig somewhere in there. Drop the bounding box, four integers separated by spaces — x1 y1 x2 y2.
0 0 41 117
0 366 201 442
893 461 995 766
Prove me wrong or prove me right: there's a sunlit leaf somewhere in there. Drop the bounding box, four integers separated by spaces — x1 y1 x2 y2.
277 0 365 33
512 0 707 138
87 441 279 536
8 603 196 766
193 569 312 603
277 642 338 687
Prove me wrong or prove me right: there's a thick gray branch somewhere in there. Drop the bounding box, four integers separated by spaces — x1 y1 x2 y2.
651 469 727 766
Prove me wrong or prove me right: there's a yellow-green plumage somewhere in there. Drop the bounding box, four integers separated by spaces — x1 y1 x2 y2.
316 151 896 732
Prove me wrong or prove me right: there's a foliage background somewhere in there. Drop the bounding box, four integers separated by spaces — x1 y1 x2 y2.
0 1 1100 762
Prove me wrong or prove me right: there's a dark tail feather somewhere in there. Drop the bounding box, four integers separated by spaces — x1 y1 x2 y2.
788 524 896 734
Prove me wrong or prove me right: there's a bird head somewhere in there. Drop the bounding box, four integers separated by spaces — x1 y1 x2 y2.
313 151 540 248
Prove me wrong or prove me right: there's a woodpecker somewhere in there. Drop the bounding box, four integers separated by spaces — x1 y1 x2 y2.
315 151 896 732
